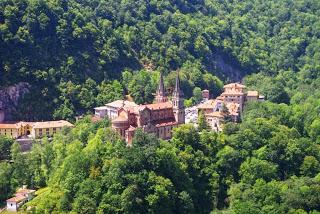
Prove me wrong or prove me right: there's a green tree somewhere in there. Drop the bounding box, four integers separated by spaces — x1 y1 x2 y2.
96 80 124 106
193 87 202 103
300 156 320 177
309 119 320 142
240 158 278 184
198 110 209 131
0 135 14 160
0 162 13 201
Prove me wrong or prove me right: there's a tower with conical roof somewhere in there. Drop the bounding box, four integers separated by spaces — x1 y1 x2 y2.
172 71 185 124
155 72 168 103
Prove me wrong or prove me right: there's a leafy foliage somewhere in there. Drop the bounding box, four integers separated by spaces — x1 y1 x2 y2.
2 0 319 119
1 0 320 213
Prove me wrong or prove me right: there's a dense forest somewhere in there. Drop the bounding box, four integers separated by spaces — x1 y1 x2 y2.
1 0 319 120
1 0 320 213
1 100 320 213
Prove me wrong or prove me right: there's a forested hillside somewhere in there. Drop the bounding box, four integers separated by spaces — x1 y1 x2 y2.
1 103 320 213
1 0 320 213
1 0 319 120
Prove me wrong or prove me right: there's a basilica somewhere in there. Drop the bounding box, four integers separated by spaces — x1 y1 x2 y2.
111 72 185 145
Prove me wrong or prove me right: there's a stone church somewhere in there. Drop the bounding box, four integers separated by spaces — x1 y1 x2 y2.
112 72 185 145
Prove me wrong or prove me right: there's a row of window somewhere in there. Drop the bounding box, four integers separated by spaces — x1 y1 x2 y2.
0 129 14 134
38 127 60 136
157 126 174 137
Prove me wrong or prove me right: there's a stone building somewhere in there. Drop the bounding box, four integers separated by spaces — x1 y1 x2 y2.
112 72 185 145
31 120 74 138
219 83 246 113
0 120 73 139
197 83 263 131
0 122 33 139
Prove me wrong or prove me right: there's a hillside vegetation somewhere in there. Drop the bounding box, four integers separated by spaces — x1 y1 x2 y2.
1 0 319 120
1 0 320 213
1 104 320 213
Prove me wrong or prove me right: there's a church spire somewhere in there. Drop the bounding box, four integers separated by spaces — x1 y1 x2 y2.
155 72 168 103
172 71 185 124
158 72 165 95
173 70 183 97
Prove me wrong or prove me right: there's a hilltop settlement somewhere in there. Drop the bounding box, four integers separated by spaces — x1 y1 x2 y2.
93 72 264 144
0 73 262 146
0 73 264 212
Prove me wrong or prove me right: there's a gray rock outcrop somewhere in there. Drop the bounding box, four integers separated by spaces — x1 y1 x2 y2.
0 82 31 121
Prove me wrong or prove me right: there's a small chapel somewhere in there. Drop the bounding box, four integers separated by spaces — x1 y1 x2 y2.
111 72 185 145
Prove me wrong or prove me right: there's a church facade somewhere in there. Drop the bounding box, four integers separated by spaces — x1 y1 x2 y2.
112 72 185 145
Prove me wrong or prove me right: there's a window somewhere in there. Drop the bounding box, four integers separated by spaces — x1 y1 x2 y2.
39 129 42 136
53 127 56 133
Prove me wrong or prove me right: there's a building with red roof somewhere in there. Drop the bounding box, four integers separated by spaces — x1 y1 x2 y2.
197 83 263 131
6 187 35 212
112 72 185 145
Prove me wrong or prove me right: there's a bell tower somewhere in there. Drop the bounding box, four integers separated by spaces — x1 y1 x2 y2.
172 71 185 124
155 72 168 103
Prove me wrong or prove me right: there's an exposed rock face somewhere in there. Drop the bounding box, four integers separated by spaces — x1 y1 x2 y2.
205 53 245 82
215 55 244 82
0 82 31 122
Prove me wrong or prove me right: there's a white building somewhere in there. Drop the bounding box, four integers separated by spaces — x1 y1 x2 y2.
6 187 35 212
94 106 109 118
94 100 138 120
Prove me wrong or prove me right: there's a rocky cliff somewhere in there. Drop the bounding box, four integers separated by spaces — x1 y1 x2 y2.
215 54 244 82
205 53 245 82
0 82 31 122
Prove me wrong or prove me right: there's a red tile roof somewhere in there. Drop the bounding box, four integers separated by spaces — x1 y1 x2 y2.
155 121 178 127
0 123 20 129
206 111 224 118
153 118 177 127
224 83 246 88
221 92 245 96
16 189 36 195
105 100 138 108
6 195 26 203
112 115 128 122
32 120 74 129
197 100 217 109
144 102 173 110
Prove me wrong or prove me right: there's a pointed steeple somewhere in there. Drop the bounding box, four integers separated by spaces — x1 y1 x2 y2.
158 72 165 96
172 71 185 124
173 70 183 97
155 72 168 103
